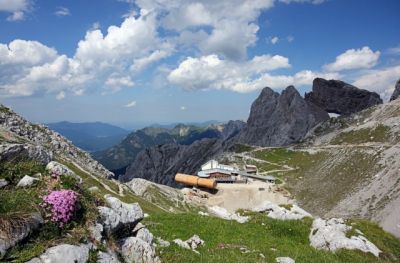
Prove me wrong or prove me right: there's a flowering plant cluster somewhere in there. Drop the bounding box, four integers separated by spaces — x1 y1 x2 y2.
42 189 79 226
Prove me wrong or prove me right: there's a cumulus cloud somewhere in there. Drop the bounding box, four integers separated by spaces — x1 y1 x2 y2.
136 0 275 61
124 100 137 108
324 46 380 72
168 54 304 92
353 65 400 101
0 0 31 21
54 7 71 17
0 9 171 97
56 91 66 100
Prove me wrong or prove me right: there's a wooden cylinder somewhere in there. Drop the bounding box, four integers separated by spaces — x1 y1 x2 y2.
198 178 217 189
175 173 217 189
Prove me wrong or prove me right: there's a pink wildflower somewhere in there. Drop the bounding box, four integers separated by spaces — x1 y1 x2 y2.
42 189 79 226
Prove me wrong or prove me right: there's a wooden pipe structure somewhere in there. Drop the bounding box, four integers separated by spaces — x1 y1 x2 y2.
175 173 217 189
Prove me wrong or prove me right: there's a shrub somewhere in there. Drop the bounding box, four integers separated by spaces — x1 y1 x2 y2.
42 190 79 227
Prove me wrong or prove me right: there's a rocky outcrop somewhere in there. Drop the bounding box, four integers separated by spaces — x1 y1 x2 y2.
208 206 249 223
309 218 381 257
390 79 400 101
305 78 382 115
98 195 143 235
0 105 113 179
0 213 43 258
26 244 90 263
253 201 312 220
121 138 224 186
0 144 52 164
276 257 295 263
238 86 329 147
120 237 160 263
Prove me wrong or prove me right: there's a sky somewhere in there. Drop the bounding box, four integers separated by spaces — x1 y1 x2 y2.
0 0 399 129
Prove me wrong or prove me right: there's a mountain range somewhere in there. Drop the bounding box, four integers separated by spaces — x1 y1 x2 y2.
46 121 129 152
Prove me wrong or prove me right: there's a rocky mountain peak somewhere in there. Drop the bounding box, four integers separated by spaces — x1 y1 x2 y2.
389 78 400 101
305 78 383 115
238 85 329 147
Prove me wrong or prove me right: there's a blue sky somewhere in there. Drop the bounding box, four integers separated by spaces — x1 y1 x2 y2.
0 0 399 129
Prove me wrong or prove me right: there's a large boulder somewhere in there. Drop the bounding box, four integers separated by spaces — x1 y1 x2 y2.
305 78 382 115
390 79 400 101
0 213 43 259
26 244 89 263
98 195 144 235
120 237 160 263
0 144 52 164
238 86 329 147
309 218 381 257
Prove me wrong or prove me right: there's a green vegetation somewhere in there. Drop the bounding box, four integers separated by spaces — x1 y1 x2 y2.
1 163 100 262
231 144 255 153
332 125 391 144
0 160 45 185
145 212 400 263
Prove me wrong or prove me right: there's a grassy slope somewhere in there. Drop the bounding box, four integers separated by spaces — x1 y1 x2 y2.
145 212 400 263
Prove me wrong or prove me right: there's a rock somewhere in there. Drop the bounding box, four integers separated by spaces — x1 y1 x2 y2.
305 78 382 115
252 201 312 220
0 144 52 164
0 179 8 188
276 257 295 263
0 213 43 258
238 86 329 147
0 104 113 179
98 206 121 235
97 250 121 263
45 161 82 182
104 195 143 225
98 196 144 236
27 244 89 263
173 235 205 252
156 237 170 247
120 237 160 263
173 239 191 250
208 206 249 223
89 223 103 242
16 175 39 187
309 218 381 257
136 228 154 244
390 79 400 101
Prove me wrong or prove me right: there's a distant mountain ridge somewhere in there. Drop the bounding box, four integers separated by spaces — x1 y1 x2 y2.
93 120 245 173
46 121 129 152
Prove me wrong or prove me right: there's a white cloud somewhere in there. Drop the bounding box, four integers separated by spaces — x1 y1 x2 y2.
136 0 275 61
353 65 400 101
124 100 137 108
324 46 380 72
56 91 66 100
54 7 71 17
180 106 186 110
387 45 400 55
0 9 171 97
270 36 279 44
105 76 135 92
168 54 299 92
0 0 31 21
287 35 294 43
130 50 170 72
